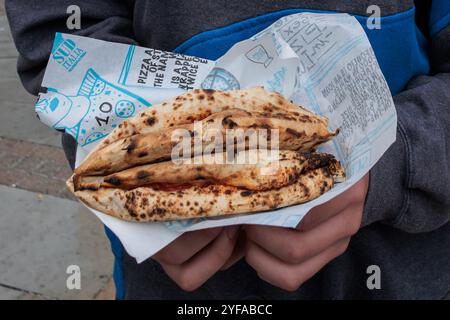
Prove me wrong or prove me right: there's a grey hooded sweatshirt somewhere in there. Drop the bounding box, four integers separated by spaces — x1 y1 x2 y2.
5 0 450 299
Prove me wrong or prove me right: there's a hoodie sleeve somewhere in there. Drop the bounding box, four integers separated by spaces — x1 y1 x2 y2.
5 0 137 95
362 21 450 233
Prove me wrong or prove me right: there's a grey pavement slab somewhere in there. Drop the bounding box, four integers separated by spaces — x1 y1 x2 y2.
0 185 114 299
0 15 61 147
0 97 62 147
0 285 49 300
0 16 18 58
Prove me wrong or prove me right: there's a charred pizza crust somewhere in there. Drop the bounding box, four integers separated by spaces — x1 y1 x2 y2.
75 108 337 176
96 86 328 150
67 167 335 222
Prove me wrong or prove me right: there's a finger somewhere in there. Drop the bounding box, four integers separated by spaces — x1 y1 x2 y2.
221 231 246 270
161 226 239 291
245 204 362 264
246 237 350 291
298 193 352 231
299 174 369 231
153 227 223 265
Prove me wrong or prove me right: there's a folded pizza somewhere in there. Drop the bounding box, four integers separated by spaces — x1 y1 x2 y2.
67 88 345 222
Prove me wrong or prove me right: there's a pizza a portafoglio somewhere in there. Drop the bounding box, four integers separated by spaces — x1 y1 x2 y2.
67 87 345 222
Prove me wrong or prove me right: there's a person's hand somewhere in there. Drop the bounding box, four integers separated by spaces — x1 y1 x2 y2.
153 226 240 291
244 174 369 291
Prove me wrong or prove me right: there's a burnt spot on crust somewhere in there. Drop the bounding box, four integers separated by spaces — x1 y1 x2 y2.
320 181 328 194
304 153 335 171
136 171 151 180
152 208 166 216
273 113 296 121
197 94 205 100
146 117 156 126
210 185 222 196
262 103 277 112
224 189 232 195
125 140 136 153
105 176 121 186
203 90 216 101
222 116 237 129
288 173 299 183
286 128 303 138
298 182 310 197
203 89 216 94
240 190 253 197
299 115 312 122
138 151 148 158
78 185 99 191
124 192 138 217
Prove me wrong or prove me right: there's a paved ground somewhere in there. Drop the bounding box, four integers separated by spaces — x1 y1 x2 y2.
0 1 115 300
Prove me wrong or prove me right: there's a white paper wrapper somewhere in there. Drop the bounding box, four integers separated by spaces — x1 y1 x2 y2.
37 13 396 263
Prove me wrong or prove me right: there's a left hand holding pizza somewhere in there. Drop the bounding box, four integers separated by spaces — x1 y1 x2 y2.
243 173 369 291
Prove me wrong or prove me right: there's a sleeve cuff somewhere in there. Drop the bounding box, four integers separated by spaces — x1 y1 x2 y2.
362 122 408 227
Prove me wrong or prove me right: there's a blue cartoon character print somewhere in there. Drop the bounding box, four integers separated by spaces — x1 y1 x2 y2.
36 88 90 139
35 68 151 147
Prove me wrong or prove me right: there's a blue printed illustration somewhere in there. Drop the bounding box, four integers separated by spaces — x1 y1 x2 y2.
266 66 287 94
201 68 240 90
118 45 135 86
51 33 86 72
245 44 274 68
115 100 136 118
164 217 208 231
36 68 151 147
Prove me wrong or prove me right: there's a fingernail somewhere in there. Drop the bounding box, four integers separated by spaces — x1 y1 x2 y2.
226 226 239 240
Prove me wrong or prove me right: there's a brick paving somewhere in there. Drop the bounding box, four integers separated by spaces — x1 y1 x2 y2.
0 137 75 199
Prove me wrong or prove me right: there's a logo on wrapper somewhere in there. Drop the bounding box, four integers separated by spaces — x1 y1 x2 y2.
51 33 86 72
36 68 151 146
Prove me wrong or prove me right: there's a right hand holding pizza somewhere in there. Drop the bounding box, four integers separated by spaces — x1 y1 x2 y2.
152 226 240 291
